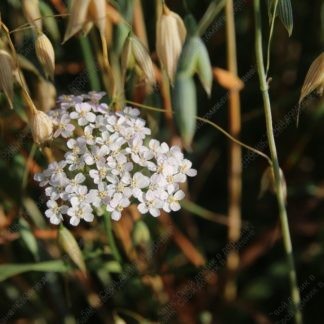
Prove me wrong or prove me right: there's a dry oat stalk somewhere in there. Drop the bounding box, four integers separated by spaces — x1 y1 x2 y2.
35 33 55 80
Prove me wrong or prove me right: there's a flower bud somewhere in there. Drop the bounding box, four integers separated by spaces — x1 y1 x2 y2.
0 50 14 109
35 33 55 80
156 4 186 83
30 109 53 145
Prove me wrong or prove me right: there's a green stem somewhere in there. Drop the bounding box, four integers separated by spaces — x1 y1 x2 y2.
196 0 226 37
253 1 302 323
266 0 279 75
79 36 101 91
103 212 122 263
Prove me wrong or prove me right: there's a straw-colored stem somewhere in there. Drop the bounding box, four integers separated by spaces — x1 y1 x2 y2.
224 0 242 302
103 212 122 263
253 1 302 323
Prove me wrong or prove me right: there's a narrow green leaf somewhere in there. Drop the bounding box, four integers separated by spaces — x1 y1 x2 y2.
39 1 60 41
19 218 40 261
0 260 68 282
173 75 197 149
58 225 87 273
22 197 47 228
278 0 293 36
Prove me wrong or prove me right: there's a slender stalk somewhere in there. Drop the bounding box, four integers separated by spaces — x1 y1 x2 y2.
196 0 226 37
125 100 272 165
103 212 122 263
253 1 302 323
224 0 242 302
266 0 279 75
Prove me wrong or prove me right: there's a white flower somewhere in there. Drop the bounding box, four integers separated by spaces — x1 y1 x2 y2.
65 173 86 193
130 172 150 198
89 161 109 184
46 161 67 184
138 191 164 217
83 145 109 165
163 189 185 212
45 200 68 224
34 92 197 226
83 125 96 145
67 204 94 226
106 193 130 220
53 114 75 138
70 102 96 126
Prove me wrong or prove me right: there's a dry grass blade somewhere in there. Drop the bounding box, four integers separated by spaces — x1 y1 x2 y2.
0 49 15 109
63 0 90 43
213 67 244 90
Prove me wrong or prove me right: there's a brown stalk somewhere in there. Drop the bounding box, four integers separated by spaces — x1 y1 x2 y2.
224 0 242 301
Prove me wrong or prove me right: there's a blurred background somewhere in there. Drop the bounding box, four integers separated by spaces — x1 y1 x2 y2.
0 0 323 323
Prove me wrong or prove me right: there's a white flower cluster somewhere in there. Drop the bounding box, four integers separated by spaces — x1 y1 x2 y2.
34 92 197 226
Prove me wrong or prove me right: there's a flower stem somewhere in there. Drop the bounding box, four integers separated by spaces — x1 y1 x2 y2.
103 212 122 263
253 1 302 323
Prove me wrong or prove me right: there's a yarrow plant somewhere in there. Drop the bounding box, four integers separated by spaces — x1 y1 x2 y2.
34 92 197 226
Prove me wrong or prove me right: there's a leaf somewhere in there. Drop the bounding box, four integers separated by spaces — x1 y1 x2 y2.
58 225 86 274
39 1 60 41
278 0 293 36
0 260 68 282
173 75 197 149
19 218 40 261
213 67 244 90
22 197 47 228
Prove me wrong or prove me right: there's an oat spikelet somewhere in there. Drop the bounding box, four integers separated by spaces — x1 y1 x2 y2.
35 33 55 80
88 0 107 36
0 49 15 109
30 109 53 145
297 52 324 126
63 0 91 43
130 36 155 85
156 4 186 83
22 0 42 31
299 52 324 105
